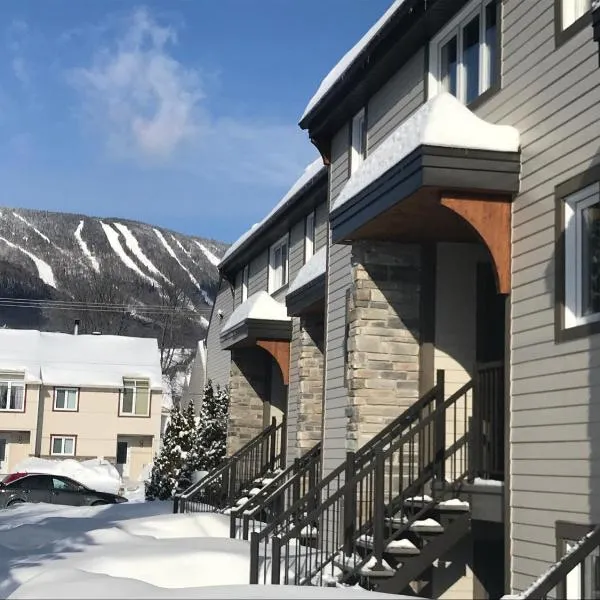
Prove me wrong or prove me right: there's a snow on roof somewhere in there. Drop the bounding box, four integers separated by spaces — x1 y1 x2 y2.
288 246 327 295
0 329 163 389
221 291 290 334
219 158 325 267
301 0 406 122
332 92 520 212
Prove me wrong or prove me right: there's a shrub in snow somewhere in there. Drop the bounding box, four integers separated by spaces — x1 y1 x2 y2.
145 403 197 500
186 381 229 473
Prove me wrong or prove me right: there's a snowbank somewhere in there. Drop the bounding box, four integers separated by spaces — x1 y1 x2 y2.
13 457 121 495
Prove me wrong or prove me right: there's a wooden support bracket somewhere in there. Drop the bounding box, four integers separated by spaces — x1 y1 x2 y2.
256 339 290 385
441 195 512 294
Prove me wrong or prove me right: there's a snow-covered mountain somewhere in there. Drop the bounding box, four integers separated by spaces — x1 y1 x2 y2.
0 207 226 348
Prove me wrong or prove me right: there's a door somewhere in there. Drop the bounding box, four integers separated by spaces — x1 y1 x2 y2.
16 474 53 504
50 476 84 506
0 437 7 476
116 440 130 478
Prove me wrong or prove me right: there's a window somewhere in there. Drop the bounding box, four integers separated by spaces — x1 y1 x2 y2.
350 108 367 174
430 0 499 105
121 379 150 416
559 0 592 31
52 476 81 492
54 388 78 411
50 436 76 456
564 182 600 329
0 381 25 411
241 265 249 303
269 234 289 292
305 211 316 263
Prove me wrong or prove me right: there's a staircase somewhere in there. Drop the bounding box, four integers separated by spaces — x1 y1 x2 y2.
249 369 485 594
175 417 286 514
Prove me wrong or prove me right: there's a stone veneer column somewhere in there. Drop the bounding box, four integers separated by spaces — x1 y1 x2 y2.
227 348 267 456
346 242 421 451
296 313 324 455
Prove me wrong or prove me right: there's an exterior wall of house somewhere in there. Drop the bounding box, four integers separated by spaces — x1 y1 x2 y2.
205 277 234 389
0 384 40 474
315 201 329 251
323 124 353 475
38 386 161 480
248 251 269 297
287 316 301 464
346 241 421 449
460 0 600 591
226 348 269 455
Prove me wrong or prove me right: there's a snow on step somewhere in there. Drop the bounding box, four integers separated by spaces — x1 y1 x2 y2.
194 240 220 267
261 478 275 486
74 220 100 272
385 538 419 555
13 211 50 243
101 223 160 288
333 551 362 568
154 229 214 306
248 487 262 497
300 525 318 538
359 556 395 577
0 237 56 288
438 498 470 511
409 518 443 533
405 494 433 504
113 223 170 283
236 497 250 507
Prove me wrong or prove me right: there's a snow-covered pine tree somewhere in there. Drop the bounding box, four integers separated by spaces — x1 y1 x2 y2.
145 402 197 500
186 380 229 473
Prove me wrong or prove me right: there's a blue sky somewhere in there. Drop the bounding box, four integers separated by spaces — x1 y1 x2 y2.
0 0 390 243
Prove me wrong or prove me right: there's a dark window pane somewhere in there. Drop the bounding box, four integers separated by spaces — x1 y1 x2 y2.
24 475 51 489
122 389 134 413
0 385 8 410
486 1 498 88
463 15 481 104
281 243 288 284
582 201 600 316
10 385 24 410
0 439 5 462
441 37 458 97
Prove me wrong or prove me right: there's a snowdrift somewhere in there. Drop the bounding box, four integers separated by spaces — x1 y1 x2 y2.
13 457 121 495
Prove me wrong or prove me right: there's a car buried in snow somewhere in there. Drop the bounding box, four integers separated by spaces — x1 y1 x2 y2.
0 472 128 509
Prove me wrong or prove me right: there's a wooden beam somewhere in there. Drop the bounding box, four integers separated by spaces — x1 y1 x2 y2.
256 340 290 385
441 195 511 294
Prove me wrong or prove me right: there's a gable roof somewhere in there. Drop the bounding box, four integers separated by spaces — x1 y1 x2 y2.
219 158 326 272
0 329 163 389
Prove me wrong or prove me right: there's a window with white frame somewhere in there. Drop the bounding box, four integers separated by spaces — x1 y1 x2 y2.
54 388 78 411
120 379 150 416
560 0 592 31
241 265 249 302
269 234 289 291
0 380 25 411
350 108 367 174
564 182 600 328
50 435 76 456
305 211 316 263
429 0 499 105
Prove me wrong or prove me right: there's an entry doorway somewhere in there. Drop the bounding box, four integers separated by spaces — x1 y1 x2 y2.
0 437 7 475
116 440 130 478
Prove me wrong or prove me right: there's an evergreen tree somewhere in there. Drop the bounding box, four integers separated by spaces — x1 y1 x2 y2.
186 381 229 473
145 403 197 500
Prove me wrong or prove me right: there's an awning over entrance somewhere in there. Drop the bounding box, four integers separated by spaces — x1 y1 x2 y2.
286 246 326 316
329 92 521 294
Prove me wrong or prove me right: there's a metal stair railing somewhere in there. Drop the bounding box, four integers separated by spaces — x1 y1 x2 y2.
248 375 444 585
175 417 285 514
229 441 322 540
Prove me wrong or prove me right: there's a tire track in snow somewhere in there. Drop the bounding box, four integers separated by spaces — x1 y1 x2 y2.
101 223 161 288
74 220 100 272
154 229 214 306
193 240 221 267
113 223 171 284
0 236 56 288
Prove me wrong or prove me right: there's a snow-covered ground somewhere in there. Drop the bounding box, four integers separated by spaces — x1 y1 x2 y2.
0 501 414 599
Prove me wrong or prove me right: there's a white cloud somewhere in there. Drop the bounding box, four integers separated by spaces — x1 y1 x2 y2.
69 7 315 185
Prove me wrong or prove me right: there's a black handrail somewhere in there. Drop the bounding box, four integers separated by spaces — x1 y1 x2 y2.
519 525 600 599
175 417 285 514
230 442 322 540
248 375 444 585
